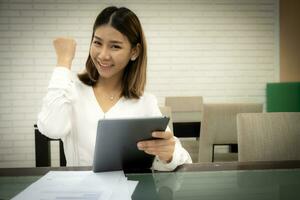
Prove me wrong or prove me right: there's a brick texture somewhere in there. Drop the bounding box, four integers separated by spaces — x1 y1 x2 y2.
0 0 279 167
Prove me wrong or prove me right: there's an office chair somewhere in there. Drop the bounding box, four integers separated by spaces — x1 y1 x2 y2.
165 96 203 162
165 96 203 138
237 112 300 162
34 124 66 167
198 103 263 162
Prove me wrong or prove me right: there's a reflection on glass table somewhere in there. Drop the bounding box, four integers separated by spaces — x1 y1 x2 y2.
1 161 300 200
129 169 300 200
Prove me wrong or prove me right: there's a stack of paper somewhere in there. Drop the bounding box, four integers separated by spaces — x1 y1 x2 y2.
12 171 138 200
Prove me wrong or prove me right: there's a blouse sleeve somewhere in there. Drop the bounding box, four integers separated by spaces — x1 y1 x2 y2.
37 67 77 139
148 94 193 171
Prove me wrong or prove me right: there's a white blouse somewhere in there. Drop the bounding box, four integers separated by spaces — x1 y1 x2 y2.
37 67 192 171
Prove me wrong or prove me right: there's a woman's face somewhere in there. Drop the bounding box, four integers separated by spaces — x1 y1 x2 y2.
90 25 137 80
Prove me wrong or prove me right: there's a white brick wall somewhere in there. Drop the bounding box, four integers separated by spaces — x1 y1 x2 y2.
0 0 279 167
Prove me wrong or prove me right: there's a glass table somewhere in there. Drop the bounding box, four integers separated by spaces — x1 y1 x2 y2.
1 161 300 200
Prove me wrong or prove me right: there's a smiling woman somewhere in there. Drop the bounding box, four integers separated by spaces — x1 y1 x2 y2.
78 7 146 99
37 6 192 171
90 25 139 83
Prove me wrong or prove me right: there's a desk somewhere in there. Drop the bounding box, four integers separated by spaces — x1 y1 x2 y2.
1 161 300 200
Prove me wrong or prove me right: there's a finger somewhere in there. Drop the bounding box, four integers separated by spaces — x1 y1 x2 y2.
141 142 175 155
143 144 172 151
143 149 174 162
138 138 175 149
138 140 166 148
144 149 157 156
138 146 169 157
152 131 173 139
144 149 172 156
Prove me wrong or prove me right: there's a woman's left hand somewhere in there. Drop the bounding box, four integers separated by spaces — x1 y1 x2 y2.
137 131 176 163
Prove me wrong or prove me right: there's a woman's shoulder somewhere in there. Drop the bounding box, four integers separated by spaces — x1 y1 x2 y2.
138 92 161 116
123 92 157 106
139 92 158 103
73 72 92 93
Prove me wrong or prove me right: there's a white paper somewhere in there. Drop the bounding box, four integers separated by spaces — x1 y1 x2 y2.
12 171 138 200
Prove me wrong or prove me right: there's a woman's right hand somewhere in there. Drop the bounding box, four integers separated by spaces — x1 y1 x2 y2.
53 37 77 69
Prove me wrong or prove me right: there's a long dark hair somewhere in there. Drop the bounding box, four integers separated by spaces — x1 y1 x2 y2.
77 6 147 99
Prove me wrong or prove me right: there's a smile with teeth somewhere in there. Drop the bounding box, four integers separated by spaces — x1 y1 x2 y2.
98 61 112 69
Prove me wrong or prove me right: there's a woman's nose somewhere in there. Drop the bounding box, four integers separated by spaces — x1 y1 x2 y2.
98 46 110 60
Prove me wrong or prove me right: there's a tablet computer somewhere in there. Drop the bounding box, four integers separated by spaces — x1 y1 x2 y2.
93 117 170 172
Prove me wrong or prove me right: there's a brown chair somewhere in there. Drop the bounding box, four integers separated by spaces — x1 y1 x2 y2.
165 96 203 162
237 112 300 162
198 103 263 162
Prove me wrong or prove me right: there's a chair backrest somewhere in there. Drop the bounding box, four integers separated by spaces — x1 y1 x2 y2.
34 124 66 167
165 96 203 138
165 96 203 123
198 103 263 162
159 106 174 132
165 96 203 162
237 112 300 162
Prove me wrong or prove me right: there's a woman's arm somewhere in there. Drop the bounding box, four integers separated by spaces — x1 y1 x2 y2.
37 38 77 139
37 67 77 139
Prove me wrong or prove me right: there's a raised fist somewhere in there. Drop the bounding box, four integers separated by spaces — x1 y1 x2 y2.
53 37 76 69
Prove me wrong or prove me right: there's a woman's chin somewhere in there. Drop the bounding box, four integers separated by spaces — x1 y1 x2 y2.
97 67 125 80
96 67 113 78
99 74 111 79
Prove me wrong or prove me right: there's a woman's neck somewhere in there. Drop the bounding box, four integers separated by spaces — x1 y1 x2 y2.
93 76 123 113
95 76 122 94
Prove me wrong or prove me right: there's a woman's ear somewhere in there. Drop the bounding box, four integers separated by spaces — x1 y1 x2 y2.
130 43 141 61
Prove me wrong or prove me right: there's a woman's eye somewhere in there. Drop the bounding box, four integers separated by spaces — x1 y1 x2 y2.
111 45 121 49
93 41 101 45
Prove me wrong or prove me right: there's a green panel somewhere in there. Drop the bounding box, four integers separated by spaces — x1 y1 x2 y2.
266 82 300 112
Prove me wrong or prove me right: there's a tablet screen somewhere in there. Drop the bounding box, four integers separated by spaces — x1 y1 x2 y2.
93 117 170 172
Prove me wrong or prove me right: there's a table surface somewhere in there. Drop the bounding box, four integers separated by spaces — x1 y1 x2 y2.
1 160 300 200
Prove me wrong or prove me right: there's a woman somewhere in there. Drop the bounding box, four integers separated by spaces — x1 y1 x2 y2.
37 6 192 171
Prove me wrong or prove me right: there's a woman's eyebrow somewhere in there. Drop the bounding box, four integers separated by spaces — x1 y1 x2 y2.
93 35 123 44
93 35 102 41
